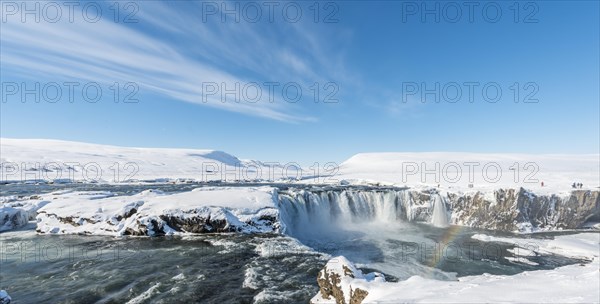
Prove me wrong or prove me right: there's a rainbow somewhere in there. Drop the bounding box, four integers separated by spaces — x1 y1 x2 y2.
425 224 469 271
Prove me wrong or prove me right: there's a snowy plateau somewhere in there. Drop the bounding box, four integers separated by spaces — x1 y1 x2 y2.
1 138 599 304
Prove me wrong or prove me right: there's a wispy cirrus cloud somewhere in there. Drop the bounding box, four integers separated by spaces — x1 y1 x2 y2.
1 1 348 122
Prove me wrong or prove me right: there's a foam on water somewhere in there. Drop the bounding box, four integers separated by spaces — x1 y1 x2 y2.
2 184 592 303
125 283 161 304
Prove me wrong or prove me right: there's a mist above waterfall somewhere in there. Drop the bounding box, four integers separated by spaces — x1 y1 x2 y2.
276 187 453 240
273 186 584 281
277 188 405 238
277 187 449 279
431 194 450 228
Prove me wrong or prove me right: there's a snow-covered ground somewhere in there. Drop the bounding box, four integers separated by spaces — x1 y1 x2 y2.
312 233 600 303
2 138 598 233
34 186 280 236
334 152 600 195
2 138 599 303
0 138 301 183
2 139 598 195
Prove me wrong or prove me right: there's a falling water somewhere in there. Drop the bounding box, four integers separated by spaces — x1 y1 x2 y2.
431 194 449 228
276 188 453 239
277 188 405 238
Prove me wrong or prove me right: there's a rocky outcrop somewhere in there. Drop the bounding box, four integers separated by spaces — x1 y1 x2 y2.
8 186 598 236
0 197 50 231
279 187 600 233
518 190 600 230
311 256 384 304
33 187 282 236
37 207 280 236
0 290 11 304
0 207 29 231
449 189 521 231
449 188 600 232
159 214 229 234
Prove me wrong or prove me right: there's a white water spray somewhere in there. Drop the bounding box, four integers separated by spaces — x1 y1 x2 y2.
277 189 404 238
277 188 451 238
431 194 449 228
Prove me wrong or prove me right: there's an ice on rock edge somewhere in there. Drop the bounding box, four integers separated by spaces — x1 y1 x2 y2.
311 256 385 304
35 187 280 236
312 233 599 304
14 186 599 236
0 290 11 304
0 196 50 231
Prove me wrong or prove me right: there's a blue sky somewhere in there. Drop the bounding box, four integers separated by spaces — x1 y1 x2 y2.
1 1 598 165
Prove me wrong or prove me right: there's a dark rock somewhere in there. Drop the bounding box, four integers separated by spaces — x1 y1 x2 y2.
313 257 372 304
159 214 230 233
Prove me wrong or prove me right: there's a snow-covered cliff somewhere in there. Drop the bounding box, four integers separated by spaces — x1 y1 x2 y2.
0 186 593 235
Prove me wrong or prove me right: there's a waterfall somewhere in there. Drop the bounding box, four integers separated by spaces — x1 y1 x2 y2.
276 187 599 233
431 194 449 228
277 189 404 237
276 187 452 239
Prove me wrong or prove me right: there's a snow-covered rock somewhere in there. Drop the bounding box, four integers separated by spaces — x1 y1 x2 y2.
2 138 598 233
0 196 50 231
35 187 280 236
278 187 599 234
16 186 598 235
0 290 10 304
0 206 29 232
312 233 599 303
449 188 600 232
311 256 385 304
